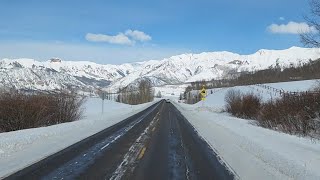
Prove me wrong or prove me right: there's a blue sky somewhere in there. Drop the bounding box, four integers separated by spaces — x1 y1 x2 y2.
0 0 314 64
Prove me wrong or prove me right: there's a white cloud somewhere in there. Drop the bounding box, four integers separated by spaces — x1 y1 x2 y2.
125 29 152 42
85 30 152 45
279 17 285 21
267 21 318 34
85 33 134 45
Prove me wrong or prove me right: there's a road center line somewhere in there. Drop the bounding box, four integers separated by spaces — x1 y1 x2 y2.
138 147 147 160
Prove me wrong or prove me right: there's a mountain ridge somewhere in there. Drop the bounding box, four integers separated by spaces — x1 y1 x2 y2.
0 46 319 93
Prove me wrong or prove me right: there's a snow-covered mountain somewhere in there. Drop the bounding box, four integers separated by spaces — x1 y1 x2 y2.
0 46 319 93
0 58 135 92
109 46 320 90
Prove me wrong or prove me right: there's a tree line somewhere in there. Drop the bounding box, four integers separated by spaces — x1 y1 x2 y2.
116 79 154 105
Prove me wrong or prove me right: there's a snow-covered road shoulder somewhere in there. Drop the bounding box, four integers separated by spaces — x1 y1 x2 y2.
0 98 158 178
173 102 320 180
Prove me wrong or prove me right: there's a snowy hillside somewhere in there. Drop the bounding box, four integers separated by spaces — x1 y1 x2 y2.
0 58 135 92
109 46 320 90
0 47 319 92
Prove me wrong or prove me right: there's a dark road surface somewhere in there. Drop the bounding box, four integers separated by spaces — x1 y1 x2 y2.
5 100 234 180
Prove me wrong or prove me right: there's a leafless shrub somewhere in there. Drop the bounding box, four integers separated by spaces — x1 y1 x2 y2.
241 93 261 119
258 92 320 136
0 91 85 132
225 87 320 137
225 89 242 117
225 89 261 118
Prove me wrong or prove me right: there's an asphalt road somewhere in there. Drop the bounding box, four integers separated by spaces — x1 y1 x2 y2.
5 100 234 180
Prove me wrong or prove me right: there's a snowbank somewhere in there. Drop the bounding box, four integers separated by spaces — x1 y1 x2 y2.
173 79 320 179
174 102 320 179
0 98 158 178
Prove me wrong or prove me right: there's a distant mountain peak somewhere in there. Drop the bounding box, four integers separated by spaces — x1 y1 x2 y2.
0 47 319 93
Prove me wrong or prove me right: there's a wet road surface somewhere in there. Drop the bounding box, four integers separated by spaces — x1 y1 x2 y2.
5 100 234 180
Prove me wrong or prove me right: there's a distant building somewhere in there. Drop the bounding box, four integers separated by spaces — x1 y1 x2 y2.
50 58 62 63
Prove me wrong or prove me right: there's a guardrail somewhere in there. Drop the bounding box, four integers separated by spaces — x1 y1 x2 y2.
255 84 320 98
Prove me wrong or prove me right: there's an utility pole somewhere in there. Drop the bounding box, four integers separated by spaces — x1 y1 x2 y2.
102 91 105 115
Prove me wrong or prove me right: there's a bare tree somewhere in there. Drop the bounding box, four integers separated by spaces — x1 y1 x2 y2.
312 80 320 91
156 91 162 98
301 0 320 47
179 93 183 100
116 79 154 105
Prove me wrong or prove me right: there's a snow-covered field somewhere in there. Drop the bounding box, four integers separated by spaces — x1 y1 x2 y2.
0 98 157 178
189 79 320 112
172 79 320 179
154 84 188 99
263 79 320 92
